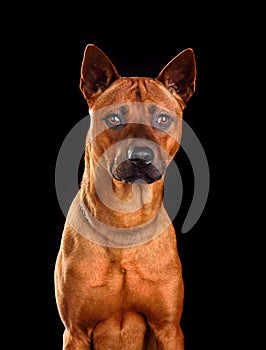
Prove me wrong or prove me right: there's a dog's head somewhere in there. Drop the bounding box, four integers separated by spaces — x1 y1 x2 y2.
80 44 196 185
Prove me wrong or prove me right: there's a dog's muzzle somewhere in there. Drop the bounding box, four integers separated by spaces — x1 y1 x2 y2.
111 145 163 184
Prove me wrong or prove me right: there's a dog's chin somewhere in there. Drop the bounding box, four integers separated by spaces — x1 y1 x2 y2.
111 161 163 184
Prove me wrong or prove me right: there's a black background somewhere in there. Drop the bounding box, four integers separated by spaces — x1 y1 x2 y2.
46 3 256 349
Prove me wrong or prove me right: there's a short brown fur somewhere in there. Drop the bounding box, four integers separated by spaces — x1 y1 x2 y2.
55 44 196 349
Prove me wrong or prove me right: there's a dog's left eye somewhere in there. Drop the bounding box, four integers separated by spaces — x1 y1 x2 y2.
105 114 122 128
156 114 172 129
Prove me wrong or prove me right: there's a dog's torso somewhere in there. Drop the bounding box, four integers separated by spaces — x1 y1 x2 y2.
56 220 183 347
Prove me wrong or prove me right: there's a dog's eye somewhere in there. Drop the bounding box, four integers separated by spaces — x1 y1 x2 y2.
105 114 122 128
156 114 172 129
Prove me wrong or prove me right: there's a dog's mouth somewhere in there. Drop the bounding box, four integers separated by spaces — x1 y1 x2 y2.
111 160 163 184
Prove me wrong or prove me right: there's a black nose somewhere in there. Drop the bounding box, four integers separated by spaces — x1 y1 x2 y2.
127 146 154 167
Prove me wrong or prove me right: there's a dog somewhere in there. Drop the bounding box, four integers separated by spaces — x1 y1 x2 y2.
55 43 196 349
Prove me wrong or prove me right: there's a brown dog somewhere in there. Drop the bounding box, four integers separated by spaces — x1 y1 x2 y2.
55 44 196 349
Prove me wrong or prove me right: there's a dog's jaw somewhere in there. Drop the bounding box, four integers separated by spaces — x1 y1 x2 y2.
80 162 165 229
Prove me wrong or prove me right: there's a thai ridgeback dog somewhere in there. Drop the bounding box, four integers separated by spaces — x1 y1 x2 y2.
55 43 196 349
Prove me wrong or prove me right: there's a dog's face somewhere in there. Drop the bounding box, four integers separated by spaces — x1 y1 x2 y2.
88 99 182 184
80 45 196 185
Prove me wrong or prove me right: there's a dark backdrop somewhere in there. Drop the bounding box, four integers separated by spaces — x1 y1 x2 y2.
47 4 252 349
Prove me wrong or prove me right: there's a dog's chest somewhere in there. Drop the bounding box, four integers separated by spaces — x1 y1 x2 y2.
83 247 164 288
75 243 180 317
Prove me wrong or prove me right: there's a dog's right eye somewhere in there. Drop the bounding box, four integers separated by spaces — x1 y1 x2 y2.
104 114 122 129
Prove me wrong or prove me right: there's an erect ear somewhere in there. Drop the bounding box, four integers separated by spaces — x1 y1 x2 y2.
80 44 120 104
157 48 197 106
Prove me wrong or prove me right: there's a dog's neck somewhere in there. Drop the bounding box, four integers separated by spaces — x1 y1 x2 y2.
80 163 164 229
65 187 171 248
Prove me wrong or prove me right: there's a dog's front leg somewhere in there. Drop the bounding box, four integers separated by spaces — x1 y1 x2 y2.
151 324 184 350
62 327 93 350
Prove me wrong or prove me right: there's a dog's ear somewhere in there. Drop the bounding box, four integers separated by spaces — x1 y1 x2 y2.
80 44 120 104
157 48 196 106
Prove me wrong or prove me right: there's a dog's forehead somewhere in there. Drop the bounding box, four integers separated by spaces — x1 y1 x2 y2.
90 77 183 114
